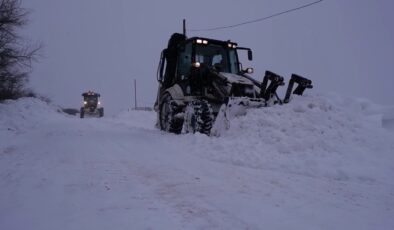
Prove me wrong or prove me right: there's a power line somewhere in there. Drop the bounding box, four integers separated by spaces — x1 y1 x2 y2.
188 0 324 32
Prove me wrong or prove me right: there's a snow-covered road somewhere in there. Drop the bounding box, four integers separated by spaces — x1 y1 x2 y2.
1 95 394 230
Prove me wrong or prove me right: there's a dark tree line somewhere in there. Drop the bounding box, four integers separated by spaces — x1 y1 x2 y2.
0 0 39 100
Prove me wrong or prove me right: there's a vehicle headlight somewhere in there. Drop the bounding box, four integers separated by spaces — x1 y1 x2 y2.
84 101 87 105
228 43 237 48
192 62 201 68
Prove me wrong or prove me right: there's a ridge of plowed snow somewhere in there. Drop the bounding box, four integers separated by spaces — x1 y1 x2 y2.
192 94 394 185
1 95 394 230
0 98 65 136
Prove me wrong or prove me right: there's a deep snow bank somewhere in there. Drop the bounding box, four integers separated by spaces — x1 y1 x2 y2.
1 95 394 230
191 93 394 185
0 97 65 136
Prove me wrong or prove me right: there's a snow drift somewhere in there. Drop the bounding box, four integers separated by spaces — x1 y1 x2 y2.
1 94 393 230
195 94 394 184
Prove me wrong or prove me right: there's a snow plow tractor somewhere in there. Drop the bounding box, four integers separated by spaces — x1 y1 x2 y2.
154 33 313 136
80 91 104 118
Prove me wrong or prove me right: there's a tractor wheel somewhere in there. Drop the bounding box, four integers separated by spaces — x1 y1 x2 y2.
184 99 214 135
80 108 85 118
159 93 183 134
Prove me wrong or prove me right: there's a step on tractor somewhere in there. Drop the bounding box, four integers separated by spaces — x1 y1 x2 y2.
154 33 313 136
80 91 104 118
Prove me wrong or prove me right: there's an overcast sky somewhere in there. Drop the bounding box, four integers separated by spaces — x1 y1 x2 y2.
23 0 394 114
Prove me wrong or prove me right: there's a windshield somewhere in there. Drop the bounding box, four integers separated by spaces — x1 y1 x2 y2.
84 95 98 102
195 44 239 74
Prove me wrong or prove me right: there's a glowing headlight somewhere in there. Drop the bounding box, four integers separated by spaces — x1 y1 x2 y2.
84 101 87 105
196 39 208 44
192 62 201 68
232 44 237 48
98 101 101 105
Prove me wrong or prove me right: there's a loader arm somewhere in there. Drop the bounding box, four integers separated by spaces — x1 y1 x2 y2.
283 74 313 103
260 71 285 103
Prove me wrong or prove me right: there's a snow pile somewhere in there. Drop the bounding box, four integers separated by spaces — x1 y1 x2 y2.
194 93 394 184
0 97 65 135
1 94 394 230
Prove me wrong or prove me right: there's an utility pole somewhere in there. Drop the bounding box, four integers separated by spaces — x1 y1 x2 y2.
134 79 137 110
183 19 186 36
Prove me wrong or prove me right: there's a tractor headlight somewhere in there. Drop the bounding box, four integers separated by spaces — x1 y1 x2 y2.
228 43 237 48
98 101 101 105
246 68 254 74
196 39 208 44
192 62 201 68
83 101 87 105
242 67 254 74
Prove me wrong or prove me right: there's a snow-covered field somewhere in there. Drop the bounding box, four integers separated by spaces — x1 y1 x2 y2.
1 94 394 230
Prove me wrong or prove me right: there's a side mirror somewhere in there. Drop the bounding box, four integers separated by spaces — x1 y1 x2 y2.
247 49 253 61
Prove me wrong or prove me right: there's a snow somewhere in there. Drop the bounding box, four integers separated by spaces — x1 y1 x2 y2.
1 94 394 230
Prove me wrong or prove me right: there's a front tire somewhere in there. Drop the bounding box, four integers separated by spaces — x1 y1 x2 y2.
159 93 183 134
184 99 214 135
80 108 85 118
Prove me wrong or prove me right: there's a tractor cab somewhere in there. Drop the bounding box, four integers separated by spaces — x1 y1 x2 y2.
158 36 253 88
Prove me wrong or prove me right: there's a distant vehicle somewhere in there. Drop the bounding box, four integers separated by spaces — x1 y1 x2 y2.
80 91 104 118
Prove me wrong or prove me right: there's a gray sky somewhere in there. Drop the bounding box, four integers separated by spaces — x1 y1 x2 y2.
24 0 394 114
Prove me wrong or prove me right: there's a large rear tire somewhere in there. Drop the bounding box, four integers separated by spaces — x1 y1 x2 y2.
159 93 183 134
184 99 214 135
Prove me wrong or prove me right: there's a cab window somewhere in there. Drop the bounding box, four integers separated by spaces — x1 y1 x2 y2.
177 43 192 79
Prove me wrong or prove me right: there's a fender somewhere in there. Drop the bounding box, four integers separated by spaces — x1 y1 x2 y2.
164 84 184 101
